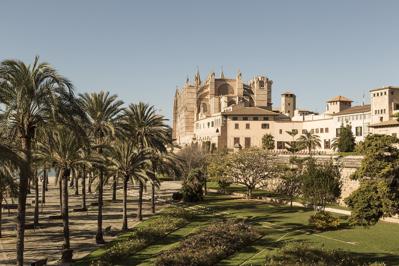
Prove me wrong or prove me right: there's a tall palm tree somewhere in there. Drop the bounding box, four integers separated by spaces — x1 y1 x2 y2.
123 102 170 220
298 131 321 154
0 57 80 265
106 139 151 230
35 125 92 261
79 91 123 243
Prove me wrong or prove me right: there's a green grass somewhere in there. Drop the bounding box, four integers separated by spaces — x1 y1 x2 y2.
206 181 285 198
77 194 399 265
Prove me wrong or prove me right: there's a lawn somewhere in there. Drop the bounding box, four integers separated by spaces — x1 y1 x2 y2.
77 194 399 265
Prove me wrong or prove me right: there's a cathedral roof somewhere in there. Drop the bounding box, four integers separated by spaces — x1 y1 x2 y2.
222 106 279 116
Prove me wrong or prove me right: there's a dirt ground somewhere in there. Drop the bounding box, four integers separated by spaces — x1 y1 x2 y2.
0 177 181 265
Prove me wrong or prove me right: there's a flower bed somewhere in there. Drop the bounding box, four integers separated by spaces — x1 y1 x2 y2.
264 242 384 266
155 219 261 266
88 206 208 265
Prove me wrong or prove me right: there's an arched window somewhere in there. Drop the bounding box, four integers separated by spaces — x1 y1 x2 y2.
217 83 234 95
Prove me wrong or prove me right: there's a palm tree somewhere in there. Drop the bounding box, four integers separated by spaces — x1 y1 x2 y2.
298 131 321 154
79 91 123 243
0 57 79 265
149 150 182 213
106 139 151 230
123 102 170 220
35 125 92 261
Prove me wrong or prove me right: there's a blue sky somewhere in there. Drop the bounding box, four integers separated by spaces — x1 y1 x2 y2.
1 0 399 122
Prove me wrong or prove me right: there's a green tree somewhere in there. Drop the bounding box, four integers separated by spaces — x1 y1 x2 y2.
225 148 279 198
207 153 231 193
301 159 341 211
347 134 399 225
298 132 321 154
262 133 275 150
332 124 356 152
177 144 208 178
79 91 124 244
278 157 308 207
0 57 80 265
345 180 398 226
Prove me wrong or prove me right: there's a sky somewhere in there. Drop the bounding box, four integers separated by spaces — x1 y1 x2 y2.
1 0 399 122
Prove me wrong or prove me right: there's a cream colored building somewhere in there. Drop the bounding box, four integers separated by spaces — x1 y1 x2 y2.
172 71 399 152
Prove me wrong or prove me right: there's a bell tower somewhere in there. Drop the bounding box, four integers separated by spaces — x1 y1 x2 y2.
249 76 272 109
281 91 296 117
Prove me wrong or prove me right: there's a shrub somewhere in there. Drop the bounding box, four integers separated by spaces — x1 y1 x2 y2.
265 242 379 265
89 206 201 264
181 168 206 202
156 219 261 266
172 191 183 201
308 211 340 230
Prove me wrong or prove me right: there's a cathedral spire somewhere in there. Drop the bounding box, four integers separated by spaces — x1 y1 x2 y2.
195 67 201 86
236 69 242 80
220 66 225 79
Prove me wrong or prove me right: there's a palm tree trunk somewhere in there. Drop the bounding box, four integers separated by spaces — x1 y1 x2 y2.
122 177 128 231
137 181 143 221
96 169 105 244
74 174 79 196
0 192 3 238
42 169 47 205
88 174 92 193
59 175 63 216
62 169 71 250
151 184 156 214
45 171 49 191
34 169 39 226
16 136 32 266
82 166 87 210
112 175 117 202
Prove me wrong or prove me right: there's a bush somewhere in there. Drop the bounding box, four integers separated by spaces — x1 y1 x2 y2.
308 211 340 230
181 168 206 202
155 219 261 266
265 242 379 265
172 191 183 201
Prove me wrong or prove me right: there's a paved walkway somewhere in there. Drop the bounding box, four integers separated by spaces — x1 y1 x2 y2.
0 178 182 265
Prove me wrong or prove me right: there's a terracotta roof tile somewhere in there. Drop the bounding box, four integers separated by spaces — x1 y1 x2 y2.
222 106 279 116
334 105 371 116
327 95 352 102
369 120 399 128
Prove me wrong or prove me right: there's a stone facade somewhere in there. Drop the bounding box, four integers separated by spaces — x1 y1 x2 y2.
173 70 399 151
